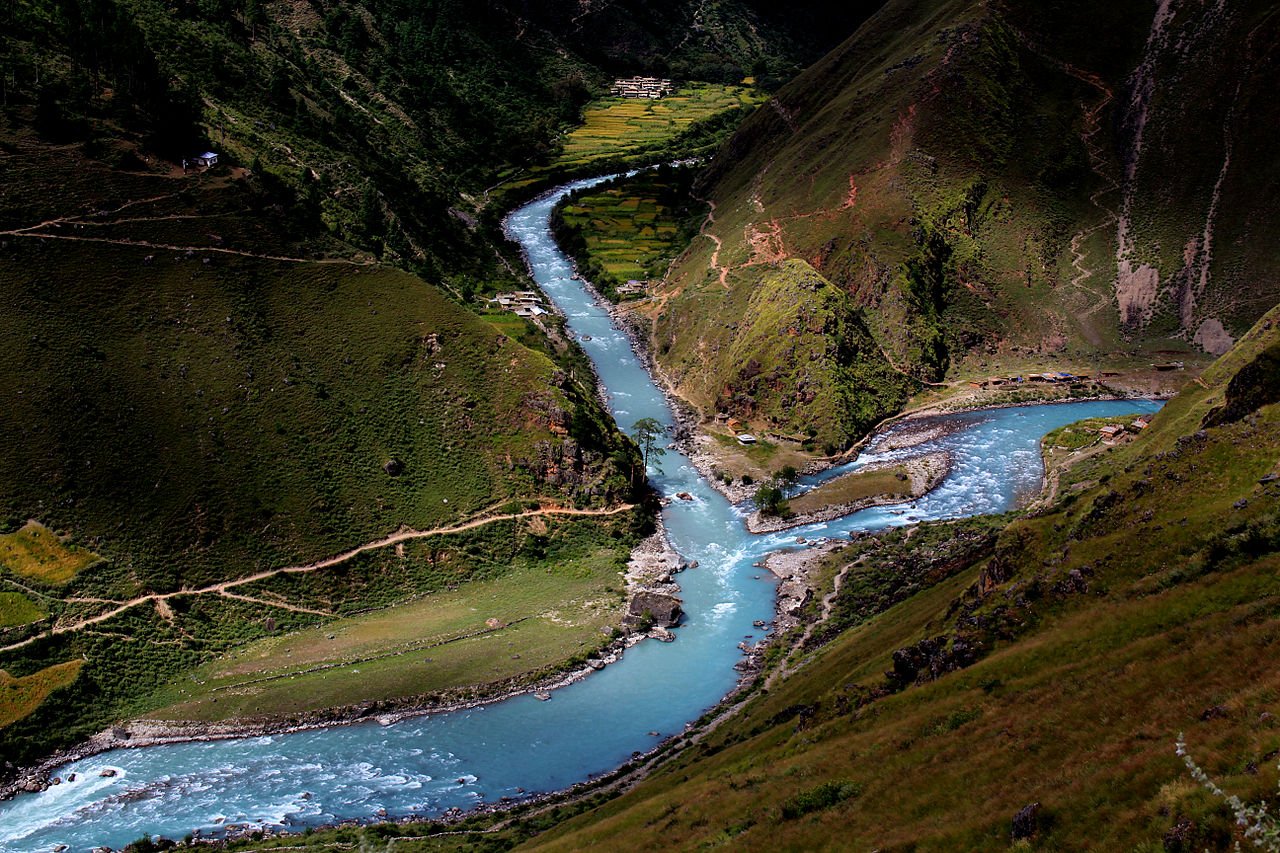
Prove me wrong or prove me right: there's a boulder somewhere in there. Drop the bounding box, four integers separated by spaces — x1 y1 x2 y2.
1011 802 1041 840
382 458 405 476
625 591 683 628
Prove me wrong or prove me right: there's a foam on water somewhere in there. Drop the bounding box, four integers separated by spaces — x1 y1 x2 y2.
0 172 1163 852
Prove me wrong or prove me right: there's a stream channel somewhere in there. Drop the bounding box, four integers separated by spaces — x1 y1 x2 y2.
0 175 1163 851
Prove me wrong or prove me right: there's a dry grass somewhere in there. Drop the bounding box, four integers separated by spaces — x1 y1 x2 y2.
787 465 912 516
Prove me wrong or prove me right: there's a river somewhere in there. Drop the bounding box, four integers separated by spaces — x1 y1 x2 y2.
0 175 1163 852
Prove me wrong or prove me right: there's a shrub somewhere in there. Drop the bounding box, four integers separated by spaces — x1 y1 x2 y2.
780 780 861 820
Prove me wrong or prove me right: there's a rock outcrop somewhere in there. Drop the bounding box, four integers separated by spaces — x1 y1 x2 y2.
625 591 683 628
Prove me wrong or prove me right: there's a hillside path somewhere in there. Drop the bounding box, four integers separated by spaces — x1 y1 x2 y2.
1 503 635 653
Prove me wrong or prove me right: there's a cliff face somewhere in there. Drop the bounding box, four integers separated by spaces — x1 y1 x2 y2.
655 0 1280 406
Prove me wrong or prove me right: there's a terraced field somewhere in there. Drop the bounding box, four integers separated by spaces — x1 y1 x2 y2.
552 168 706 299
554 83 765 169
491 83 766 206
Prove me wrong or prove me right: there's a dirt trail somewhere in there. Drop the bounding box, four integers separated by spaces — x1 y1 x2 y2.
0 230 372 266
765 554 858 690
700 201 730 289
0 503 635 654
1034 439 1113 510
0 193 372 266
1067 73 1121 322
1010 32 1120 326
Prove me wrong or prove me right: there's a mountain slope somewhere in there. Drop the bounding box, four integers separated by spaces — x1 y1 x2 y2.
0 0 890 777
653 0 1280 406
0 136 648 770
524 304 1280 852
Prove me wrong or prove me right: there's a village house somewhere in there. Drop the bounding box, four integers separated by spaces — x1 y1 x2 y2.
1099 424 1126 441
616 279 649 298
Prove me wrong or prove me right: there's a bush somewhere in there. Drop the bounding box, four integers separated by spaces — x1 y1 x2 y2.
780 780 861 820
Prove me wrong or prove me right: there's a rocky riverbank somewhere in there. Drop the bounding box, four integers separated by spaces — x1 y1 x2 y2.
760 541 848 635
0 520 689 804
605 304 761 504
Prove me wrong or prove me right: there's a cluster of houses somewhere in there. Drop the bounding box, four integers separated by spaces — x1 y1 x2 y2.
713 414 759 445
488 291 549 318
972 371 1086 389
1100 414 1153 442
611 76 675 99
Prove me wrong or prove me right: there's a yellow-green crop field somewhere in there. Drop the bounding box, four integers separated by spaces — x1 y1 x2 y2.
0 591 46 627
0 660 83 728
0 522 102 586
560 195 681 285
554 83 766 169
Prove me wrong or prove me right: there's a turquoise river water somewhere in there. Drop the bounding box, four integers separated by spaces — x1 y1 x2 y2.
0 175 1162 851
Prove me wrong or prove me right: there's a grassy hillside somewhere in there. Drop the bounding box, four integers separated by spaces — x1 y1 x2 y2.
654 0 1280 399
512 0 889 87
0 131 648 773
523 308 1280 852
1 0 887 274
0 0 889 792
654 258 915 453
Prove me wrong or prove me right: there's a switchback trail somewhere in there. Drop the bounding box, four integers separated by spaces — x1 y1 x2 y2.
1 503 635 654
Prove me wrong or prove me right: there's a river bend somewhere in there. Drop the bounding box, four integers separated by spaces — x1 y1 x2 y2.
0 175 1161 852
